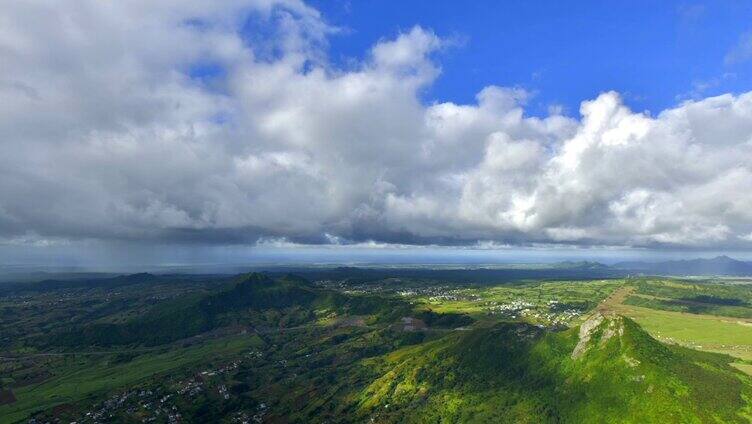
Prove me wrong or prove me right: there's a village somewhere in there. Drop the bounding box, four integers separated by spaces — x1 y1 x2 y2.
27 356 268 424
315 278 590 329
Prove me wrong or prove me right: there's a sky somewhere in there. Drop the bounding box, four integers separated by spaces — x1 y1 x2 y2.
311 0 752 115
2 0 752 267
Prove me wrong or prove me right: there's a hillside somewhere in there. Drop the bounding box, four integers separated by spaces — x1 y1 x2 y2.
352 313 752 423
49 273 332 347
48 273 462 348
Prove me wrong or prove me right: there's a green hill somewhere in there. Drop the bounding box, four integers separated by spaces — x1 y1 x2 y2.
353 314 752 423
50 273 333 347
49 273 468 348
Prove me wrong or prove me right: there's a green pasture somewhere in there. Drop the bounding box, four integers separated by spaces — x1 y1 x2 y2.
620 303 752 360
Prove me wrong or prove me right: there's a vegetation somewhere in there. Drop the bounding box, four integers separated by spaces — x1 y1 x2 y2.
356 316 752 423
2 272 752 423
615 279 752 361
0 336 263 423
624 279 752 318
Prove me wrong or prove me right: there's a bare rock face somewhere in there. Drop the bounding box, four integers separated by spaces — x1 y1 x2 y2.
599 315 624 347
571 313 627 359
571 313 605 359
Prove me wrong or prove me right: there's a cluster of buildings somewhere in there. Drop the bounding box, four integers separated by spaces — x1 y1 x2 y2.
314 279 392 295
485 299 535 319
32 357 257 424
199 361 239 378
230 402 269 424
484 299 583 326
46 387 184 424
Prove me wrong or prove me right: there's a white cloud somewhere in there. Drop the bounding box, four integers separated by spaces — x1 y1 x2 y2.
1 1 752 250
725 31 752 65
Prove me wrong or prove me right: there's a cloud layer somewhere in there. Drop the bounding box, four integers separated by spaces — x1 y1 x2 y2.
2 0 752 249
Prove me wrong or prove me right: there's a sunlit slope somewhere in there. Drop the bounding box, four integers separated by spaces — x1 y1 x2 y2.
355 314 752 423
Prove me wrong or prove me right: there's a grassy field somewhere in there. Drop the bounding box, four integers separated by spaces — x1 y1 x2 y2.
0 335 263 424
595 281 752 364
732 363 752 375
620 305 752 359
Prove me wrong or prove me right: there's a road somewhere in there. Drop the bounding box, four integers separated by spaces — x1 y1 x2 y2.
596 285 635 315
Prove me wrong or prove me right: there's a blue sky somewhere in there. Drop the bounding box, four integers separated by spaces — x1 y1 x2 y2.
311 0 752 116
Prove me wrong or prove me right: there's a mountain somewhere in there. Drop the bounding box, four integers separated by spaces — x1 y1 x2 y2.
350 313 752 423
614 255 752 276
